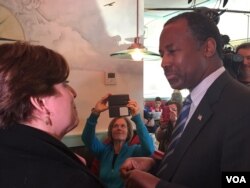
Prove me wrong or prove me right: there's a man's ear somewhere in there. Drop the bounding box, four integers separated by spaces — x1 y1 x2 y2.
203 37 217 58
30 96 46 112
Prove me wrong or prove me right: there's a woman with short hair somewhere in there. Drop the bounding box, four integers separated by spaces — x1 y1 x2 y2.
0 42 104 188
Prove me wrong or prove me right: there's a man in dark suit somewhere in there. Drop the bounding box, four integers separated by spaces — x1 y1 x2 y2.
120 12 250 188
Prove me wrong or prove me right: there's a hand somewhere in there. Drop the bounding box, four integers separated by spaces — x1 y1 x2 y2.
122 169 160 188
93 93 111 113
120 157 155 179
127 100 139 116
169 109 177 123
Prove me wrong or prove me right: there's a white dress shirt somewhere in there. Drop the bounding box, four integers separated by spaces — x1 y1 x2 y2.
184 66 225 128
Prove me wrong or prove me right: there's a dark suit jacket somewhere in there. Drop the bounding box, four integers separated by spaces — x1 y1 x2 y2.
156 71 250 188
0 123 104 188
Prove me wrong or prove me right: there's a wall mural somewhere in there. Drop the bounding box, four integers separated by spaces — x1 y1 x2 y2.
0 0 143 74
0 5 25 42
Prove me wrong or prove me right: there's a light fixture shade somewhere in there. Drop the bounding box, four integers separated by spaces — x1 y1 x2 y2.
110 0 161 61
111 36 160 61
110 48 161 61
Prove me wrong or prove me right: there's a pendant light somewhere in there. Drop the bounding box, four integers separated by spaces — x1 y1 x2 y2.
110 0 160 61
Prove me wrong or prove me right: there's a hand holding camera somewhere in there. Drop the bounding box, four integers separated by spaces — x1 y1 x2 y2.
92 93 111 115
108 94 130 118
127 100 140 116
93 94 139 118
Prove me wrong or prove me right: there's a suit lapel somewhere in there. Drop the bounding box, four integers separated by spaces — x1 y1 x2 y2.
163 72 231 180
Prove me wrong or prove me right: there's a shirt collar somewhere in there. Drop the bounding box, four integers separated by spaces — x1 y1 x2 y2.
190 66 225 107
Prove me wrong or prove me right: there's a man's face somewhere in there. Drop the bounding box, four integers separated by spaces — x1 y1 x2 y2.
155 101 161 108
159 19 209 90
237 48 250 68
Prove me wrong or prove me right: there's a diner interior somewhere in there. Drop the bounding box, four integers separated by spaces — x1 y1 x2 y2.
0 0 249 153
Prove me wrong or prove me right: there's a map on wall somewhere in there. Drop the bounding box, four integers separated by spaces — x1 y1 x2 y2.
0 0 143 74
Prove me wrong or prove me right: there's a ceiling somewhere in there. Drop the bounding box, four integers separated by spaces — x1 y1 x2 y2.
143 0 221 31
144 0 216 18
144 0 250 23
143 0 250 46
142 0 220 52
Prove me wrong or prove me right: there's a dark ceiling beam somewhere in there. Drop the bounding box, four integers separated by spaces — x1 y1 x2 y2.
145 8 250 14
0 37 17 41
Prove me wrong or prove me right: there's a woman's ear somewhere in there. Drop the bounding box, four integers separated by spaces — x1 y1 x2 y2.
203 37 217 58
30 96 52 126
30 96 46 112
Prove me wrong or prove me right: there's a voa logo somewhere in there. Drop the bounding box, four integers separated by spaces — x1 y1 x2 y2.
226 176 246 184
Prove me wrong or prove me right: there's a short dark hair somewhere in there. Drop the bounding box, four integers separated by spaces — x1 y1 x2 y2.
155 96 161 101
164 12 223 59
0 42 69 128
107 117 134 143
236 42 250 53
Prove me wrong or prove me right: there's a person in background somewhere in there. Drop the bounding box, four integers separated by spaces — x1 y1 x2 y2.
120 12 250 188
170 89 183 106
143 100 155 133
0 42 104 188
143 100 161 150
81 94 154 188
149 96 162 132
236 42 250 86
155 100 181 152
143 100 151 114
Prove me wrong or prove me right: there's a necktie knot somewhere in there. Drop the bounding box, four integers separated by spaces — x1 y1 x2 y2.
183 95 192 106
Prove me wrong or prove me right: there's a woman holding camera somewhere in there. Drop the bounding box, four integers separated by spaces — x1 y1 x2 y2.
81 94 154 188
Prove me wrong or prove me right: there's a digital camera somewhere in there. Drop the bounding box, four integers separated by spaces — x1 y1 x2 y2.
108 94 130 118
